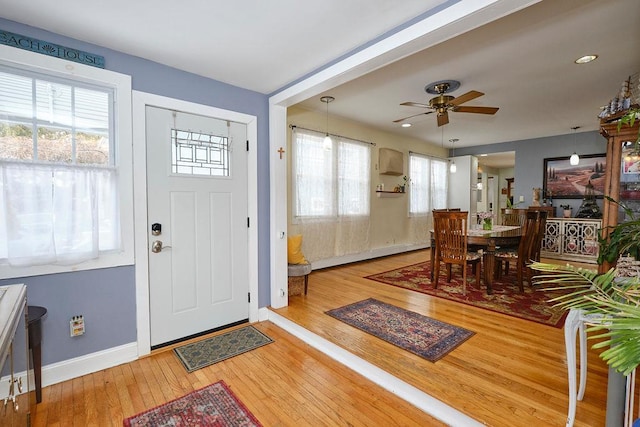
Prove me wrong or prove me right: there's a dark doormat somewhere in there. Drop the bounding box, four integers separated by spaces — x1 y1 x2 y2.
174 325 273 372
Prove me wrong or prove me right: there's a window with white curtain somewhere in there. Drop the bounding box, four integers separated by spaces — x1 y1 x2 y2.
292 128 371 219
0 48 133 275
409 152 448 215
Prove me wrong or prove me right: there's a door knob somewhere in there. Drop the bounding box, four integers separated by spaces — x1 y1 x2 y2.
152 240 172 253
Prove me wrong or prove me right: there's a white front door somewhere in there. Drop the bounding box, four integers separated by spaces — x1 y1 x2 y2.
146 105 249 347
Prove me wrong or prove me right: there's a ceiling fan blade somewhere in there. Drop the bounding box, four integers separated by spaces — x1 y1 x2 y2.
449 90 484 106
453 106 499 115
393 111 434 123
437 111 449 127
400 101 431 108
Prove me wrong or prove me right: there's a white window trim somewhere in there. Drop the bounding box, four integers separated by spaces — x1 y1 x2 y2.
0 44 134 279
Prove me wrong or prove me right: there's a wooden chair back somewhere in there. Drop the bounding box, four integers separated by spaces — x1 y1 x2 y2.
530 210 548 262
518 210 548 288
432 210 469 265
432 210 479 294
501 208 527 226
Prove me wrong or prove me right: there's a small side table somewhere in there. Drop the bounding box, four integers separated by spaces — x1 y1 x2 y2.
27 306 47 403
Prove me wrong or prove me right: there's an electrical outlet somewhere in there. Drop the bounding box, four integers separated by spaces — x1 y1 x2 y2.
70 315 85 337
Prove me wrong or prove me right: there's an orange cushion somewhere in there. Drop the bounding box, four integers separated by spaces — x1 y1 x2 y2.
287 235 308 264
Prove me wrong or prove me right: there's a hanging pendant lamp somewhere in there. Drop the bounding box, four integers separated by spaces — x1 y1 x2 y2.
449 138 458 173
570 126 580 166
320 96 334 150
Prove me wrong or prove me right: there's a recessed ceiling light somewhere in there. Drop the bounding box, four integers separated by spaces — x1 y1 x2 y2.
479 154 488 157
401 123 412 128
574 54 598 64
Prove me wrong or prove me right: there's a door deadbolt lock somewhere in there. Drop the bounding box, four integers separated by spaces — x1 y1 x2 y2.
151 223 162 236
152 240 171 253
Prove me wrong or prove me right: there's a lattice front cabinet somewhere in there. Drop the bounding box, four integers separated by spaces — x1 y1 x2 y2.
541 218 601 263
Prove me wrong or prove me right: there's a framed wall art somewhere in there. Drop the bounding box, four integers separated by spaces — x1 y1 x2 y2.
543 154 606 199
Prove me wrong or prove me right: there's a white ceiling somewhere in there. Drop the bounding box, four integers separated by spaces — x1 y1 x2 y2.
1 0 638 153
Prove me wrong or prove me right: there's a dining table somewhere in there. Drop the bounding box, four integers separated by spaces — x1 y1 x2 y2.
430 225 523 294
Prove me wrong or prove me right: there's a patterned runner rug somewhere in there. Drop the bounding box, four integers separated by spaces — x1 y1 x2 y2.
326 298 474 362
123 380 262 426
174 325 273 373
365 261 568 327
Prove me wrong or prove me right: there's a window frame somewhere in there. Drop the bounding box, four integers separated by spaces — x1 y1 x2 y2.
408 151 448 216
291 128 371 221
0 44 134 279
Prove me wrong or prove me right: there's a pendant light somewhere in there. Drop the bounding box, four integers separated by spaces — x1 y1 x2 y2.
569 126 580 166
449 138 458 173
320 96 334 150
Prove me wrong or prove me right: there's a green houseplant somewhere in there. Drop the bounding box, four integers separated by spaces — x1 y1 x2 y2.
598 197 640 264
504 197 523 213
531 262 640 375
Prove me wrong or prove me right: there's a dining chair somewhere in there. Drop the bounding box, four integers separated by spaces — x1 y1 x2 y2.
494 210 548 291
432 210 481 295
498 208 529 274
501 208 527 226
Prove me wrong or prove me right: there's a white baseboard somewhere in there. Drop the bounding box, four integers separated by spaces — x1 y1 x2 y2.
0 342 138 399
310 243 429 270
266 310 481 427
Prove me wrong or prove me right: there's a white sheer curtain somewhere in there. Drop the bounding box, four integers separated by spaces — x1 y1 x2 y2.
0 162 119 266
291 127 371 261
407 153 448 244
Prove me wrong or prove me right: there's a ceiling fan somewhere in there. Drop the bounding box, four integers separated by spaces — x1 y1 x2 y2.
394 80 499 127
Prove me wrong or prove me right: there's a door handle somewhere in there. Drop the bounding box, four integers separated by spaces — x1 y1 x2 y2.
152 240 172 253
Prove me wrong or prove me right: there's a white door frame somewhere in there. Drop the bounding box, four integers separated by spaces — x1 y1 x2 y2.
132 91 259 357
268 0 538 309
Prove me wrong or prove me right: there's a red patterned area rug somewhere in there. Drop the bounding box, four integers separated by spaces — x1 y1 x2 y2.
326 298 474 362
123 380 262 427
364 262 568 328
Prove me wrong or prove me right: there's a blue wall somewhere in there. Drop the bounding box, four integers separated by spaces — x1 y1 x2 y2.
455 130 608 212
0 18 271 367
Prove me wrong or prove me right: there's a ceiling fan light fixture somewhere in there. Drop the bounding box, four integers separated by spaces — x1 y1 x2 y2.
574 54 598 64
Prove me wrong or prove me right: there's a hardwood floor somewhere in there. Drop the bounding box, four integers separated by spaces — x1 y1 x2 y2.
33 250 608 426
32 319 444 426
273 250 609 426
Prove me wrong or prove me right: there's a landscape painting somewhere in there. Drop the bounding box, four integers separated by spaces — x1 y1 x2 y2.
543 154 606 199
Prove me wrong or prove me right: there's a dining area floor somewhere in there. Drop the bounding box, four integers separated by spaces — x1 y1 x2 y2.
273 249 610 426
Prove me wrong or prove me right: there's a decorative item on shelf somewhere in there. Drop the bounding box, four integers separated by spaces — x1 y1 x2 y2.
576 180 603 219
560 204 572 218
478 211 493 230
398 175 409 193
532 187 542 206
598 74 636 121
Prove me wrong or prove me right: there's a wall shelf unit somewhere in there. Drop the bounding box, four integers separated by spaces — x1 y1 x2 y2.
376 191 405 198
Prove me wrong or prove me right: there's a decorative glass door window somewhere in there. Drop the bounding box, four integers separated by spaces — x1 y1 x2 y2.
171 129 229 176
